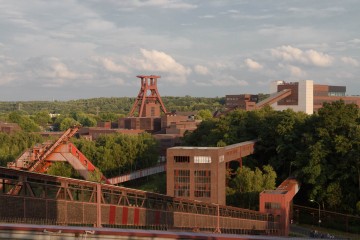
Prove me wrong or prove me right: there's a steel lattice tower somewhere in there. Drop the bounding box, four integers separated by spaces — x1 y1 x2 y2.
128 75 168 117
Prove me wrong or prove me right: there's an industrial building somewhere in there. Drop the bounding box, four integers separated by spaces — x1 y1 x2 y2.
0 121 21 134
270 80 360 113
259 178 299 236
166 141 256 205
79 76 200 153
225 80 360 114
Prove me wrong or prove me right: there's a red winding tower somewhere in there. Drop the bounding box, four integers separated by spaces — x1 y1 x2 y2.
129 75 168 117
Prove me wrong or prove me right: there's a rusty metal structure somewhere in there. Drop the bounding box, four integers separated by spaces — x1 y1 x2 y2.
128 75 168 117
6 126 168 185
7 126 108 183
0 167 279 235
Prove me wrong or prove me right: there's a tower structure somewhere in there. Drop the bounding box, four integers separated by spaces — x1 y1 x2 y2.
129 75 168 117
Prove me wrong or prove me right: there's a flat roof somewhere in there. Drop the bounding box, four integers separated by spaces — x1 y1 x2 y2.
170 146 221 150
225 140 257 150
262 190 288 195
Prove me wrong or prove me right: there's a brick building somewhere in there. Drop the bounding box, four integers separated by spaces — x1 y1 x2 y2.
270 80 360 113
0 122 21 134
259 178 300 236
225 81 360 114
166 141 256 205
225 94 259 111
78 127 144 140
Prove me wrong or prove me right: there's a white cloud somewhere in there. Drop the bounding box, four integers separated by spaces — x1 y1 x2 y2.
133 49 191 75
341 57 359 67
46 60 78 80
124 48 191 84
199 15 215 19
83 19 116 32
227 10 239 14
93 57 129 73
107 77 126 86
117 0 197 9
230 14 273 20
194 65 209 75
0 56 17 85
278 64 306 78
194 75 248 87
0 73 15 86
244 58 263 71
349 38 360 44
288 65 305 77
271 45 334 67
286 7 346 18
25 57 92 87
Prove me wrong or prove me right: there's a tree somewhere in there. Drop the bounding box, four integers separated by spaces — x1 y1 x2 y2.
0 132 43 167
227 165 277 209
59 117 79 131
73 133 159 178
8 111 40 132
196 109 213 120
31 110 51 129
47 162 73 178
295 101 360 212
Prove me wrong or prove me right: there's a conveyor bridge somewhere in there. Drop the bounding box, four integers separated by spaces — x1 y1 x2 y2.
0 167 279 235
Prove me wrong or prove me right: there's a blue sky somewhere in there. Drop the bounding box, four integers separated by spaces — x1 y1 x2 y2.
0 0 359 101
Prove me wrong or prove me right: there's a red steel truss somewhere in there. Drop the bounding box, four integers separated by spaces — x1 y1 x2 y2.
128 75 168 117
0 167 280 235
7 126 108 183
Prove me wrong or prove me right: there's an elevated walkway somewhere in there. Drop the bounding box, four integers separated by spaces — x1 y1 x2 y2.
108 163 166 184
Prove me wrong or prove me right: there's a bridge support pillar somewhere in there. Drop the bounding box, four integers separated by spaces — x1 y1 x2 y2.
96 183 102 227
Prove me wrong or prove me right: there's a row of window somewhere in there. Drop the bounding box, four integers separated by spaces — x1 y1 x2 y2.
174 155 212 164
194 156 211 163
174 170 211 198
265 202 281 209
174 156 190 163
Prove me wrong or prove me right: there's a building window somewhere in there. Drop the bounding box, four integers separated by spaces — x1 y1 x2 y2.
265 202 281 209
194 170 211 198
174 156 190 163
194 156 211 163
174 170 190 197
328 92 345 97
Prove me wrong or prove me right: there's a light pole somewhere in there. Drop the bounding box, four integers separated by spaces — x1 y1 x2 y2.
310 199 321 227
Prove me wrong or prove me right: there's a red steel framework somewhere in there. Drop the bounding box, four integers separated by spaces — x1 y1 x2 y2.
0 167 280 235
7 126 108 183
128 75 168 117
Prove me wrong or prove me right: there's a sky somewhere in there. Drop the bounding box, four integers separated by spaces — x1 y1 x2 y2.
0 0 359 101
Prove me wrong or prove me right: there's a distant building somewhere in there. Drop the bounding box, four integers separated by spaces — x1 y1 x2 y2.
0 122 21 134
226 80 360 114
225 94 258 111
78 127 144 140
271 80 360 113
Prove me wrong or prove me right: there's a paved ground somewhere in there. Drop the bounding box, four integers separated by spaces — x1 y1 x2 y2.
290 224 351 239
